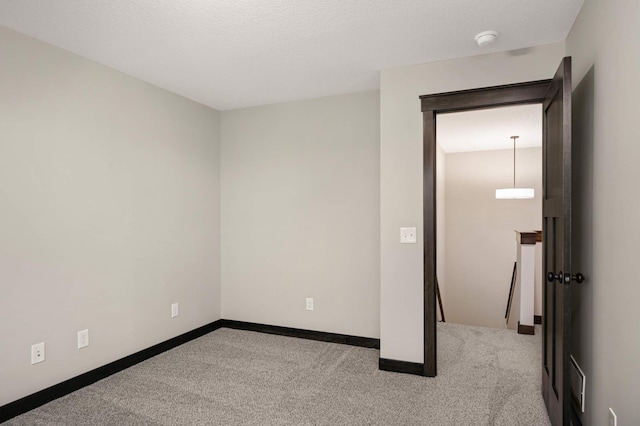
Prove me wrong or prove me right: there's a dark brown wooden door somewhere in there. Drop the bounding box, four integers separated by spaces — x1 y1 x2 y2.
419 63 577 424
541 56 573 426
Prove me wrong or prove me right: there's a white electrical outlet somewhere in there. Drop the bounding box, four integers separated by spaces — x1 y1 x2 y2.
609 408 617 426
31 342 45 364
171 303 179 318
400 227 417 244
77 329 89 349
306 298 314 311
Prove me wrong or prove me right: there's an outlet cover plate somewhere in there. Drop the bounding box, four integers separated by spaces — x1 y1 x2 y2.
306 298 314 311
77 329 89 349
31 342 45 364
171 303 179 318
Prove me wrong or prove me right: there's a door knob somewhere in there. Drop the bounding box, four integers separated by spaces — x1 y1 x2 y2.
547 271 563 283
567 273 585 284
547 271 585 284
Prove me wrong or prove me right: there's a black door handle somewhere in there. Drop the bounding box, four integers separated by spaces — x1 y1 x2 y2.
568 273 585 284
547 271 563 283
547 271 585 284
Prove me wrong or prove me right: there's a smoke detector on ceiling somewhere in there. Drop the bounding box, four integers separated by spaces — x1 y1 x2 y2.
475 31 498 47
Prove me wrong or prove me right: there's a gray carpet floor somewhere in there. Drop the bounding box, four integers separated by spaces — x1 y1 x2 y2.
5 323 550 425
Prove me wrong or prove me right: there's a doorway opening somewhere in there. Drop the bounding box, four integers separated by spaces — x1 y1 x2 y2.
420 79 552 378
435 104 543 331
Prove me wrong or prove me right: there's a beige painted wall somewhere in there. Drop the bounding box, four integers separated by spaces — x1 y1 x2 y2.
567 0 640 424
380 42 565 363
444 148 542 329
220 91 380 338
0 26 221 405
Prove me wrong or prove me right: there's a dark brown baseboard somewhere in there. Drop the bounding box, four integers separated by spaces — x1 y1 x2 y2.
379 358 425 376
517 321 535 335
220 320 380 349
534 315 542 325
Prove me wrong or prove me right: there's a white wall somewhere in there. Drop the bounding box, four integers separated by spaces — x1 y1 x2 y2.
0 26 221 405
444 148 541 329
220 91 380 338
567 0 640 424
380 42 565 363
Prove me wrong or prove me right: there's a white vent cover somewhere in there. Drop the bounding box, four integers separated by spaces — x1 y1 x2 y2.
570 355 586 413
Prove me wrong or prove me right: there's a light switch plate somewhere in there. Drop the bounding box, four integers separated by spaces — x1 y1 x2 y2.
400 227 417 243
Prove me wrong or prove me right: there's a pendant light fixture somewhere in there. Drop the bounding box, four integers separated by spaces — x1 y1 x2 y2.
495 136 534 199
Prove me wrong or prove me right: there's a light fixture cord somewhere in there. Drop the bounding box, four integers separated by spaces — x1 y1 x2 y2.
512 136 518 187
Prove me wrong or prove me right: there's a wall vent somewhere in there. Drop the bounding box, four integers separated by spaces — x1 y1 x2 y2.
570 355 586 413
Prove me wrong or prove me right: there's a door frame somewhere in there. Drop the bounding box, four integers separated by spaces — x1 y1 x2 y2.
420 79 552 377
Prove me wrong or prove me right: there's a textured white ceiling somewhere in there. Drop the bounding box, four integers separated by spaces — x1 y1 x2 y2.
0 0 584 110
437 104 542 153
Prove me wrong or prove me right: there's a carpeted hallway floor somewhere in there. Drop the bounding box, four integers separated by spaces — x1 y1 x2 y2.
5 323 551 425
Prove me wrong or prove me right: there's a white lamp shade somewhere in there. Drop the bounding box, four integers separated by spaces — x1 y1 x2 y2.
495 187 534 199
